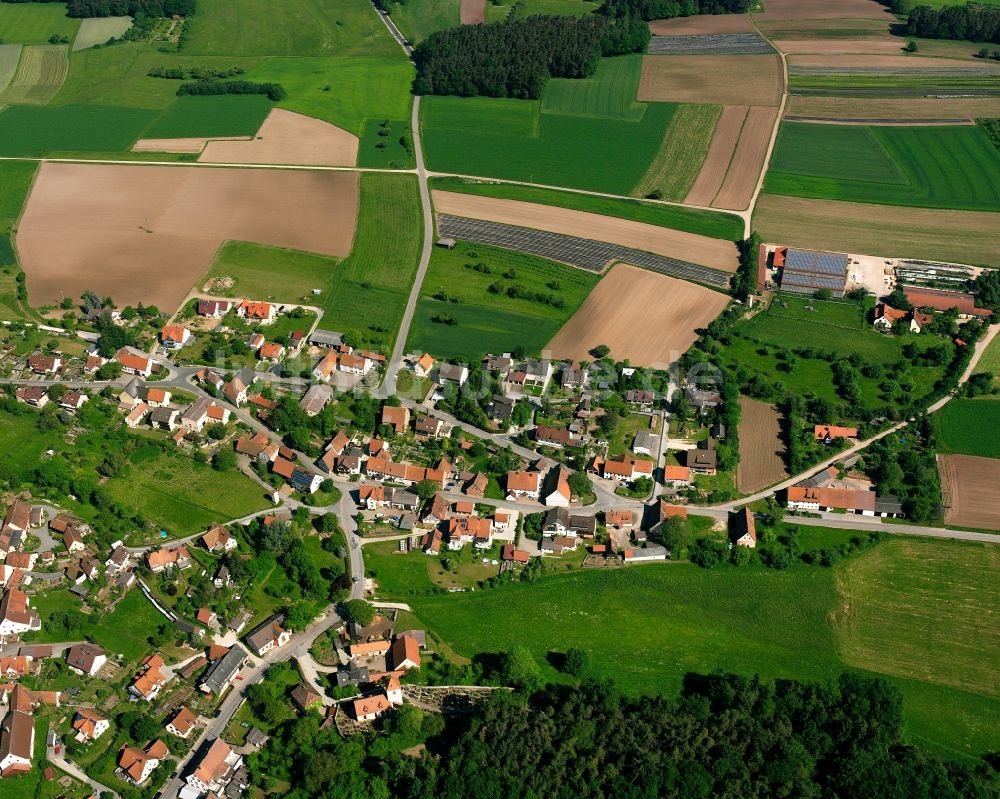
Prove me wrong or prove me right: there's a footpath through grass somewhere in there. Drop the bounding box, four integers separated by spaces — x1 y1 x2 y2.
319 173 423 353
406 240 600 360
766 121 1000 212
429 176 744 240
931 397 1000 458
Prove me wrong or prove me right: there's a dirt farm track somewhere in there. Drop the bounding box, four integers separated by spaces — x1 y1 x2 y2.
939 454 1000 530
16 163 358 311
545 264 730 367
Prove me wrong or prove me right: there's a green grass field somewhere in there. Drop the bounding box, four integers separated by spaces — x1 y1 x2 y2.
421 83 676 194
407 240 599 359
319 173 422 353
0 103 157 155
980 331 1000 389
243 56 413 135
388 0 458 44
540 54 645 122
0 2 80 45
634 103 720 201
486 0 599 20
104 449 271 535
201 241 341 304
183 0 401 57
141 94 272 137
89 588 169 660
0 44 22 92
429 176 744 240
392 538 1000 758
766 121 1000 212
0 159 39 319
932 397 1000 458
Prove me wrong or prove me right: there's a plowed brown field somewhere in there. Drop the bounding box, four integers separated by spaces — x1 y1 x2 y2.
460 0 485 24
17 163 358 311
638 54 782 106
737 397 788 493
712 106 777 211
685 105 747 206
546 264 730 367
431 190 740 271
776 39 902 55
199 109 358 166
939 454 1000 530
752 0 890 20
649 15 754 35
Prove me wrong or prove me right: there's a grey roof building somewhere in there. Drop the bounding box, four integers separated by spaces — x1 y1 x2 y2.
199 644 249 695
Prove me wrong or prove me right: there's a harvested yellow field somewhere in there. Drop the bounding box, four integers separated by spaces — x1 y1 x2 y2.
0 44 68 104
638 54 782 106
432 190 740 271
753 194 1000 265
546 264 730 367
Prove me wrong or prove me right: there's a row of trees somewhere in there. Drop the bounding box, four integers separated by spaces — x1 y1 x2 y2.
177 79 286 101
906 4 1000 44
599 0 748 21
3 0 199 18
412 15 649 98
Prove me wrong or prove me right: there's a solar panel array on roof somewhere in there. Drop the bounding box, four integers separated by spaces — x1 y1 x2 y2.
781 273 846 292
784 248 848 276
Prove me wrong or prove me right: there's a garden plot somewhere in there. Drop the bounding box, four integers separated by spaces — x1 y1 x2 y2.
648 33 773 55
546 264 730 367
17 162 358 311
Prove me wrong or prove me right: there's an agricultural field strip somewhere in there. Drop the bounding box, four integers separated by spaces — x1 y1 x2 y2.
0 45 21 93
789 65 1000 77
784 115 975 125
648 33 773 55
437 215 731 287
0 44 68 104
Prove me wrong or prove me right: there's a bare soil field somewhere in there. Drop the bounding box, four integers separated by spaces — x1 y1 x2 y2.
752 0 891 20
649 15 754 35
685 105 747 206
776 39 903 55
638 54 782 106
132 136 249 154
432 190 739 271
939 454 1000 530
737 397 788 493
198 109 359 167
753 194 1000 266
460 0 486 25
756 18 888 34
711 105 777 211
785 95 1000 121
17 163 358 311
545 264 730 367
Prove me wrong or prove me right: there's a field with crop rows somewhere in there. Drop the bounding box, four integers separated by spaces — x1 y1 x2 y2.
0 44 68 104
540 54 646 121
766 122 1000 211
634 103 720 200
932 398 1000 458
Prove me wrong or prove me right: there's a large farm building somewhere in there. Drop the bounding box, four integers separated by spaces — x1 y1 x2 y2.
773 247 849 298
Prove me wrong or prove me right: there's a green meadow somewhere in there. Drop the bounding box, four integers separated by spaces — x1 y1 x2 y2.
141 93 272 137
319 173 423 353
407 240 600 359
421 56 677 194
0 104 158 156
430 176 745 240
388 0 458 44
0 2 80 44
390 538 1000 759
0 159 39 319
200 241 341 304
766 121 1000 212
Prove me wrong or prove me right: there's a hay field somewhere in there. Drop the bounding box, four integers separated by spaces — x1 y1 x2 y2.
752 0 891 19
17 163 358 311
72 16 133 51
546 264 730 367
460 0 486 24
939 454 1000 530
933 399 1000 459
833 538 1000 698
0 2 80 44
432 190 740 271
785 95 1000 121
0 45 68 104
737 397 787 493
712 106 778 211
649 15 754 35
0 45 22 93
638 54 782 106
633 103 720 201
199 109 359 166
753 194 1000 265
685 105 747 206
